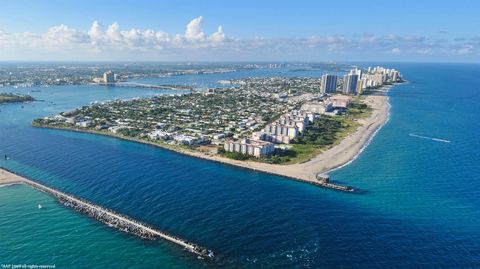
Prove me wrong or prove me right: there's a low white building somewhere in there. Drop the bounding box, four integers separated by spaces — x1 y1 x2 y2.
173 134 202 145
76 120 92 128
224 138 275 157
148 130 171 140
108 126 125 134
212 133 225 140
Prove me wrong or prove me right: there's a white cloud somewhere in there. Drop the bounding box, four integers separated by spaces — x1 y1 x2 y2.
88 21 103 45
416 48 431 55
42 24 88 47
209 26 227 42
455 45 473 55
391 47 401 54
184 16 206 41
106 22 122 43
0 17 478 61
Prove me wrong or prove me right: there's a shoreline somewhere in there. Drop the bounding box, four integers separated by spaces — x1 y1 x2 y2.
31 124 356 192
31 84 397 191
0 169 25 186
326 93 391 174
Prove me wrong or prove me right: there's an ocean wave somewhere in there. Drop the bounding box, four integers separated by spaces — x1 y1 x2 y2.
0 183 20 188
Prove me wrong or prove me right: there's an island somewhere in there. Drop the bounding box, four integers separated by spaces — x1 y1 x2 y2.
33 66 403 191
0 93 35 104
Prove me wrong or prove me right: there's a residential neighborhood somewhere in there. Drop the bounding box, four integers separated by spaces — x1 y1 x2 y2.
33 66 402 161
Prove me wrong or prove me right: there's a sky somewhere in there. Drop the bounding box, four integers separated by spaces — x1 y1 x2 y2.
0 0 479 62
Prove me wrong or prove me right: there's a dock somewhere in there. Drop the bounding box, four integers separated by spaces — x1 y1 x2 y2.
0 168 215 260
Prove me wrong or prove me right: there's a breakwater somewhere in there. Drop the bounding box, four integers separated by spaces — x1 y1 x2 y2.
0 168 215 260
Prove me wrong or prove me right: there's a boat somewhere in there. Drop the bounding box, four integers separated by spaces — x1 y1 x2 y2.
38 204 42 209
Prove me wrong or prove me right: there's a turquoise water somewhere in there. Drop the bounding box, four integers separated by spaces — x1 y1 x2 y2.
1 64 479 268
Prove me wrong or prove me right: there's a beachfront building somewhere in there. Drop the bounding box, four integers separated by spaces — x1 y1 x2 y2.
223 138 275 157
263 122 299 139
356 79 364 95
343 74 358 95
255 111 312 144
350 68 363 78
362 66 402 87
173 134 202 145
252 131 291 144
363 73 384 86
148 130 171 140
75 120 92 128
267 123 298 138
342 66 402 93
320 74 338 94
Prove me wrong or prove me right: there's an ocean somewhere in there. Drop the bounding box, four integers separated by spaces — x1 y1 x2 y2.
0 63 479 268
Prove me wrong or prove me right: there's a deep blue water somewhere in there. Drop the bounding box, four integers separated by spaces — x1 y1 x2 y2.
1 64 479 268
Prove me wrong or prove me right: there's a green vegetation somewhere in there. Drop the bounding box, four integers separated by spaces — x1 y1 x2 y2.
346 98 373 118
217 97 373 165
262 99 371 165
277 116 359 164
218 115 362 165
0 93 35 104
223 151 250 161
117 128 143 137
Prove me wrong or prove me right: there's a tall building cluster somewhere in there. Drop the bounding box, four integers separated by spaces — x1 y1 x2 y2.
358 66 402 93
343 67 402 95
320 66 402 96
320 74 338 94
224 66 403 158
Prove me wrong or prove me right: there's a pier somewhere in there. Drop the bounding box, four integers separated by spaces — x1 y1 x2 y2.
0 168 215 260
314 174 354 192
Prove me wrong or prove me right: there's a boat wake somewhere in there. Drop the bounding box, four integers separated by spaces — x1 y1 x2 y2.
409 133 451 143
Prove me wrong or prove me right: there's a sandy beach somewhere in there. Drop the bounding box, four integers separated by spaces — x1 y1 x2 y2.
0 168 26 186
31 87 392 188
179 89 391 184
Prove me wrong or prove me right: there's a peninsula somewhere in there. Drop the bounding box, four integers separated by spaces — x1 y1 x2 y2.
32 66 403 190
0 93 35 104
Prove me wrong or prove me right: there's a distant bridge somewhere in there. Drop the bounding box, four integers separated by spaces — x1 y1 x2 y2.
101 82 193 91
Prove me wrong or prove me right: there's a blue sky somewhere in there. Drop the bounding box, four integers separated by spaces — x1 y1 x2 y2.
0 0 479 62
